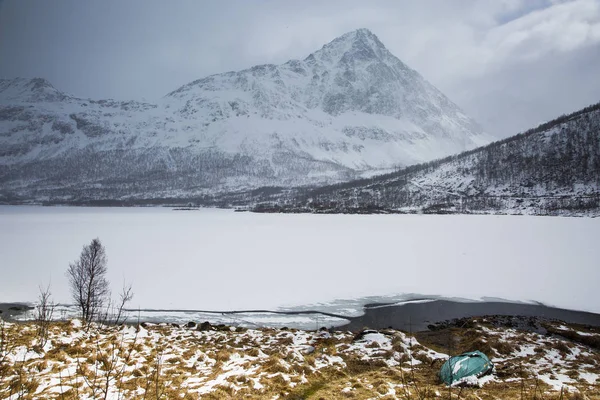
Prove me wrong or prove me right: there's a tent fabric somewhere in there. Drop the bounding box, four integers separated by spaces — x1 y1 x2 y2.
439 350 493 385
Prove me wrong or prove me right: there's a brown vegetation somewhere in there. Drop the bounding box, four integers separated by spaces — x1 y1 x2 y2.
0 317 598 399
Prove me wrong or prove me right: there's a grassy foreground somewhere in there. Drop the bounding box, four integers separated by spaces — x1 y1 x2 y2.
0 317 599 399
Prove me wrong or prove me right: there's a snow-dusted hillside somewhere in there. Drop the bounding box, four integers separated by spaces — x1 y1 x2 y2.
0 29 487 203
267 102 600 216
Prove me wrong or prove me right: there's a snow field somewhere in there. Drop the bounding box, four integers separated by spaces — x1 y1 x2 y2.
1 207 599 316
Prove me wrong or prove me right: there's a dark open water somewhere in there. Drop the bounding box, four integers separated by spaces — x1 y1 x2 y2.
343 300 600 331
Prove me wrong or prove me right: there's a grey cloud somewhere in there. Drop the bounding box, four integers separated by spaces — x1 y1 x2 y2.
451 44 600 136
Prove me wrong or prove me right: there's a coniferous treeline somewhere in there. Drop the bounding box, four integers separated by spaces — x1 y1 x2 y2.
254 102 600 216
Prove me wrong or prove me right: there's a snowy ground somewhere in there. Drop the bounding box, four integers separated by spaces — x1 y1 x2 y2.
0 206 599 317
1 318 598 399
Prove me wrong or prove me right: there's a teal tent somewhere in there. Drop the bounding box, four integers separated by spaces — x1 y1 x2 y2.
439 351 493 385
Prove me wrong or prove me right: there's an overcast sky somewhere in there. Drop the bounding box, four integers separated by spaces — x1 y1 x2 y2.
1 0 599 138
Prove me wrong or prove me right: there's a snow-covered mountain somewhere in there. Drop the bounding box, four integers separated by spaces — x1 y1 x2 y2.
262 102 600 216
0 29 488 203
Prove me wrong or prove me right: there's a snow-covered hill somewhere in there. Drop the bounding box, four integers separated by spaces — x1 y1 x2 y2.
264 102 600 216
0 29 488 203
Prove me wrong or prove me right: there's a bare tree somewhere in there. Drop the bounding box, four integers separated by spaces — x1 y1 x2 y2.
67 238 110 325
35 282 56 347
114 282 134 326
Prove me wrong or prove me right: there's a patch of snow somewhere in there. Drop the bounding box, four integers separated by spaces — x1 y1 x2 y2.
575 331 598 337
537 373 575 391
580 372 598 384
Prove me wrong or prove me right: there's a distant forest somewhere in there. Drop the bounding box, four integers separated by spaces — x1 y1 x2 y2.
252 102 600 216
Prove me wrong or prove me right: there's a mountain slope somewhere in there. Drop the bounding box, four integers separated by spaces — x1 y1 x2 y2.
260 102 600 216
0 29 487 203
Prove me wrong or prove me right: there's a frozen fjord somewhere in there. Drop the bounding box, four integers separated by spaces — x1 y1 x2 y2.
0 206 598 317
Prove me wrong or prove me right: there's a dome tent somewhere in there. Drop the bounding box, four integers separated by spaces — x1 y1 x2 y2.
439 351 493 385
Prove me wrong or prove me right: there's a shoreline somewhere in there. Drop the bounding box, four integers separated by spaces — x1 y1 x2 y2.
5 299 600 332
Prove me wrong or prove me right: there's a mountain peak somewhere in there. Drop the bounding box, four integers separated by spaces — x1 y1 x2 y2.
306 28 391 67
0 77 67 103
167 27 483 141
29 77 56 91
0 77 54 90
339 28 378 41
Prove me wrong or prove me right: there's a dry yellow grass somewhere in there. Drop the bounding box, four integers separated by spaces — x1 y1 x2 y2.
0 317 598 399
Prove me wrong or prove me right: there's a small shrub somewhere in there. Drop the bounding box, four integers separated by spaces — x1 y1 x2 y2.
553 341 571 354
493 339 516 355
